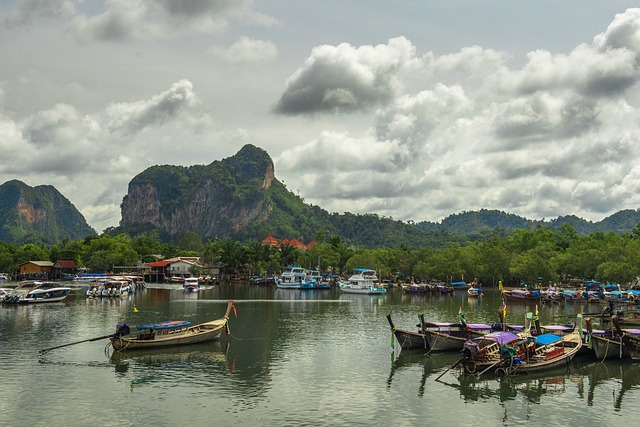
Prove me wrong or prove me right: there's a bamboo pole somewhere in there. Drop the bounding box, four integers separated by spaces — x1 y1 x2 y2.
39 333 113 354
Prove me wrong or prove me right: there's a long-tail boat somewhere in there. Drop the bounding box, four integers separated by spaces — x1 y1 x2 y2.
386 313 493 351
460 330 582 376
110 300 235 352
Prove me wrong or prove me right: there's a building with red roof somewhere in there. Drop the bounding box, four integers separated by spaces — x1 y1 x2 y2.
261 236 316 251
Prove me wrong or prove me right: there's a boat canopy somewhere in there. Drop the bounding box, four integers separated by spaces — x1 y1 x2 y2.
479 331 520 345
541 325 573 332
136 320 191 330
535 334 561 345
466 323 492 330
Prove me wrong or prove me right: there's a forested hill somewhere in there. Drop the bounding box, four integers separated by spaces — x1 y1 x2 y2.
0 180 96 245
115 144 640 248
415 209 640 237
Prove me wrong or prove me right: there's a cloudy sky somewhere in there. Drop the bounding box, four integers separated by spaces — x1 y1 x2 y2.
3 1 640 233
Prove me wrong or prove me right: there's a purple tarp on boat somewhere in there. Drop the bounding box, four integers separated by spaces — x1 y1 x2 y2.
466 324 492 330
480 331 520 344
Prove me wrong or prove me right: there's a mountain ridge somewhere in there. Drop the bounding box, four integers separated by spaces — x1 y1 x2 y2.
2 145 640 247
0 179 96 245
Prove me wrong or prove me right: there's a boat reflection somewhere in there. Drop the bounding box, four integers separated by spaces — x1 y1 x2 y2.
387 350 462 397
109 341 233 386
576 359 640 410
452 369 570 404
434 357 640 409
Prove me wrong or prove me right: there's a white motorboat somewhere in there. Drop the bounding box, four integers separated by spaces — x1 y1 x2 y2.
2 280 71 303
183 277 200 292
276 266 317 289
339 268 386 295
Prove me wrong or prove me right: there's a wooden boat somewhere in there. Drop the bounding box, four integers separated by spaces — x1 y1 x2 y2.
387 314 428 350
494 331 582 376
460 330 582 376
386 314 493 351
110 300 235 352
423 320 493 351
450 281 469 290
467 286 483 297
611 316 640 362
502 289 542 302
402 284 431 294
587 316 640 360
460 330 522 373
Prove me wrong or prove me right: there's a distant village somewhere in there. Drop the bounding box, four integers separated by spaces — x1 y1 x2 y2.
13 235 315 283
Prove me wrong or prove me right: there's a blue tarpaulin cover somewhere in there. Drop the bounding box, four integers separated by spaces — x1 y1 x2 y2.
536 334 561 345
136 320 191 330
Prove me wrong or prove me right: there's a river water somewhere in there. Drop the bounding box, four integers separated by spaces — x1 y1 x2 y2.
1 283 639 426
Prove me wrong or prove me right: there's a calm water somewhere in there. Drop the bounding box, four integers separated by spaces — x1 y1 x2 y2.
1 284 640 426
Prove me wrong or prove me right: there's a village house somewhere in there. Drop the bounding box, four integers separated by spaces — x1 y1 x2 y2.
53 259 78 280
19 261 55 280
146 257 208 282
261 235 316 251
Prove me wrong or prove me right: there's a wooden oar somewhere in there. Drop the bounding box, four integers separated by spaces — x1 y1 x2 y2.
39 333 113 354
434 356 463 382
476 358 506 379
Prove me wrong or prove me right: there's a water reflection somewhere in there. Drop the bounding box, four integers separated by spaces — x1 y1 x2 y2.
425 356 640 411
109 341 233 388
577 359 640 410
387 350 461 396
451 367 572 403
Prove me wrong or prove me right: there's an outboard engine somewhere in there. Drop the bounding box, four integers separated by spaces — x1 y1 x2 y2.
462 341 479 361
113 322 130 338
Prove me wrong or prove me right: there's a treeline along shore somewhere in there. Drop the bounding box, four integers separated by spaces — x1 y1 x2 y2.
2 222 640 287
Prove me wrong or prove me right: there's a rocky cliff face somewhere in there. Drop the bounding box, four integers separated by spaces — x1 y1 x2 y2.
0 180 96 244
120 144 275 239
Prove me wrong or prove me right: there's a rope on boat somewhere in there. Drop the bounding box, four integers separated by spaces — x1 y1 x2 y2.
600 339 610 363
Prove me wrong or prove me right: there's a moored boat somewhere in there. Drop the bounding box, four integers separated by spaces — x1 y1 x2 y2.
276 266 317 289
306 270 331 289
502 289 542 302
2 280 71 304
110 300 235 352
622 333 640 362
387 314 428 350
386 313 493 351
402 283 431 294
183 277 200 293
460 330 522 374
585 317 640 360
450 281 470 290
423 321 493 352
339 268 386 295
460 328 582 376
463 330 582 377
467 286 483 297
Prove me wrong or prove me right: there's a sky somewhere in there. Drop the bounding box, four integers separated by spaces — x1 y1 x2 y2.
3 1 640 234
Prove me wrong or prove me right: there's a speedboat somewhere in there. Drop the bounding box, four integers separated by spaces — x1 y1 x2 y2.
467 286 483 297
183 277 200 292
2 280 71 304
